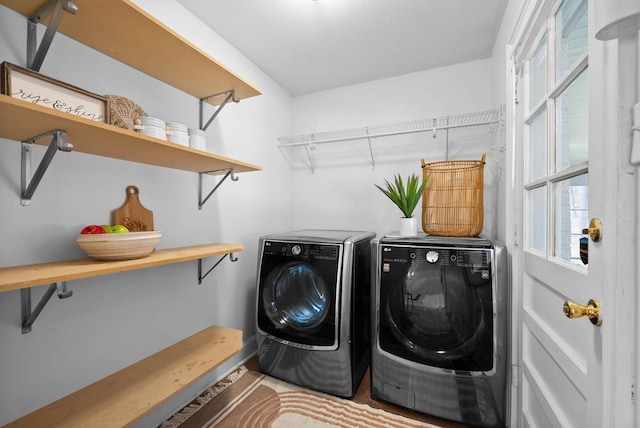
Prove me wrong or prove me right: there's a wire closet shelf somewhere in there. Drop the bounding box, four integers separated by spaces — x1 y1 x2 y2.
277 108 503 172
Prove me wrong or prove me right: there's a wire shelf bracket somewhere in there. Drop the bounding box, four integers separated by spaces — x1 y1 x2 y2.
198 168 238 209
199 90 239 131
21 129 74 206
198 253 238 284
26 0 78 71
21 281 73 334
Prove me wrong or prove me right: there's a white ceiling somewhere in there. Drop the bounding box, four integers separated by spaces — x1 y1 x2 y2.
176 0 508 96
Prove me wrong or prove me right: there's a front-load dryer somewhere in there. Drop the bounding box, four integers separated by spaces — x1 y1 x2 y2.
256 229 375 397
371 235 508 427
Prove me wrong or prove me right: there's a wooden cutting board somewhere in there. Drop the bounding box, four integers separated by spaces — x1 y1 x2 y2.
112 185 154 231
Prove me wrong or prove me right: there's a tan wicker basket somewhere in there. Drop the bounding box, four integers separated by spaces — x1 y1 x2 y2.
421 154 486 237
105 95 147 130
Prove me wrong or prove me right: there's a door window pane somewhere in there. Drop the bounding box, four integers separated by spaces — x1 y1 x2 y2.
554 174 588 264
555 69 588 171
524 0 589 265
528 186 547 252
556 0 588 80
530 36 547 109
529 110 547 180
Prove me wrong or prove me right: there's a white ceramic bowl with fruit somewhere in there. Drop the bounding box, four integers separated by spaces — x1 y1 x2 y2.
76 224 161 261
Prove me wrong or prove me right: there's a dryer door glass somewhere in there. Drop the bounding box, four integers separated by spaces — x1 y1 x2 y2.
264 262 329 330
378 245 494 371
257 242 340 347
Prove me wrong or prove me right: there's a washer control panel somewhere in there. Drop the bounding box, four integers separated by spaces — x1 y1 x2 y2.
425 250 439 263
386 246 489 268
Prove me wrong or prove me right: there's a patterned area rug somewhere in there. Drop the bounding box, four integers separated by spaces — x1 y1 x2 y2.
162 365 442 428
161 365 249 428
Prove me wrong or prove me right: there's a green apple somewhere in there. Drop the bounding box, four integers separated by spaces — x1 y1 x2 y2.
101 225 113 233
110 225 129 233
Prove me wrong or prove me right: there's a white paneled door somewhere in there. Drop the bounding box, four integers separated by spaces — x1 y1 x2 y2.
509 0 625 426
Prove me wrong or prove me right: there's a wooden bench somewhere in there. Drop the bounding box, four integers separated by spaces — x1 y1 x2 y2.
4 325 242 427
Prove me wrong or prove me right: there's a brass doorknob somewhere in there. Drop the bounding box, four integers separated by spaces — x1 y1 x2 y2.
581 218 602 242
563 299 602 326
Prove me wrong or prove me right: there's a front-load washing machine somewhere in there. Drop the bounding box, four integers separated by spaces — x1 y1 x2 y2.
371 235 508 427
256 229 375 397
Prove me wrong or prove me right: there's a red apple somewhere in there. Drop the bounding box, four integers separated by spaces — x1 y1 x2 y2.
80 225 106 234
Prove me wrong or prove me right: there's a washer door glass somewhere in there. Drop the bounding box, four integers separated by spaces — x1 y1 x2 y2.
379 247 494 371
263 261 330 331
389 264 484 353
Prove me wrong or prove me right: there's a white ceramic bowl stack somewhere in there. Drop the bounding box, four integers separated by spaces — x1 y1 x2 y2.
189 128 207 151
167 122 189 147
136 117 167 140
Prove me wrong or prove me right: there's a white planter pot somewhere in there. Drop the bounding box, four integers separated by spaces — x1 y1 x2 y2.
399 217 418 236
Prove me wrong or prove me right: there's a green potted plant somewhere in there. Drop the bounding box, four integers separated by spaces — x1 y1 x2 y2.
375 173 429 236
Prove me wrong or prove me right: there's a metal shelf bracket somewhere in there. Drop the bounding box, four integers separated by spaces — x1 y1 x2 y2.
21 281 73 334
199 90 239 131
198 169 238 210
303 142 317 173
27 0 78 71
21 129 73 206
197 253 238 284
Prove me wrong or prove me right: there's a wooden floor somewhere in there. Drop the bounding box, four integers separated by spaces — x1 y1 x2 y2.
244 356 472 428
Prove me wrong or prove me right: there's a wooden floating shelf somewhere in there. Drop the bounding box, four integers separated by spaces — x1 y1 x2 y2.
0 0 262 104
0 96 262 174
3 325 242 428
0 243 243 292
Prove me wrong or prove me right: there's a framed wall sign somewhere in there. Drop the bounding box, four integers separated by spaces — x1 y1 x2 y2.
1 61 109 123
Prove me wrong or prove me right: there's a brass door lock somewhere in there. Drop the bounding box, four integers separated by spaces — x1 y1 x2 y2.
582 218 602 242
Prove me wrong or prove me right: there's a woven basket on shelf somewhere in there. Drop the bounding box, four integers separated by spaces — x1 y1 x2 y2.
420 154 486 237
106 95 147 130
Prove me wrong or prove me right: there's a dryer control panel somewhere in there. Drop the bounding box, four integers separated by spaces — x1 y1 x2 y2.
263 241 340 261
